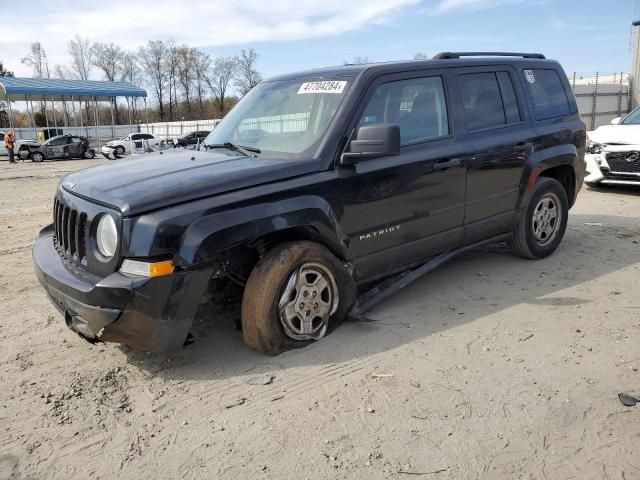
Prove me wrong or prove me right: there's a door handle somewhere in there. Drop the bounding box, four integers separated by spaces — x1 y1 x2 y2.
513 142 532 152
433 158 463 170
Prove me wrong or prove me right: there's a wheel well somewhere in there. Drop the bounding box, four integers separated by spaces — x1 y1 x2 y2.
540 165 576 206
215 226 347 286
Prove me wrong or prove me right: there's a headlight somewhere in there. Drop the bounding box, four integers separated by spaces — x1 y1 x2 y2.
587 141 602 154
96 215 118 258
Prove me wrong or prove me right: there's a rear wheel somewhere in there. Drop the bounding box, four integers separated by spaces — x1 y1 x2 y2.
31 152 44 163
241 241 355 355
83 149 95 159
510 177 568 259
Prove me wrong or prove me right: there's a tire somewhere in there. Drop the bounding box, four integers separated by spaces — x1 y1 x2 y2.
510 177 569 259
83 149 95 159
31 152 44 163
114 145 125 155
241 241 356 355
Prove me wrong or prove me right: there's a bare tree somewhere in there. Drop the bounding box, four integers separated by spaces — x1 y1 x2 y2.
176 45 195 119
413 52 428 60
21 42 50 78
138 40 167 120
206 56 238 116
92 42 124 81
67 35 93 124
165 42 179 120
192 50 211 118
67 35 93 80
0 61 14 77
235 48 262 96
121 52 142 122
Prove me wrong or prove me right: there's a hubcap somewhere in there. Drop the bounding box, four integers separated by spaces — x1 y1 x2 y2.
532 193 561 245
278 263 339 341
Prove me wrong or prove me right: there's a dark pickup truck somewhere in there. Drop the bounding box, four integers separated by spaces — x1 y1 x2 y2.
33 52 586 354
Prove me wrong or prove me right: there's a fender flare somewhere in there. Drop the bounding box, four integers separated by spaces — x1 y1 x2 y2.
517 143 578 213
176 195 349 267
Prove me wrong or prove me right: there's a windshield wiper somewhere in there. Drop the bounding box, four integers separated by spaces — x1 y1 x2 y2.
206 142 260 157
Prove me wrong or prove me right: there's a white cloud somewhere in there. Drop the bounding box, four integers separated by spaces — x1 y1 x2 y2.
1 0 418 77
431 0 550 14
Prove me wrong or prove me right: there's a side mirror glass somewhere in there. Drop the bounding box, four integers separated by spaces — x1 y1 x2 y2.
341 123 400 165
611 117 622 125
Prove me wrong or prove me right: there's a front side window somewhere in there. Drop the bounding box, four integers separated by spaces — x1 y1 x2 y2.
47 137 68 146
204 78 351 159
359 76 449 145
524 69 570 121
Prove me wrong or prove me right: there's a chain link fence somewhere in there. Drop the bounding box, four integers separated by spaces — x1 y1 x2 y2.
569 72 631 130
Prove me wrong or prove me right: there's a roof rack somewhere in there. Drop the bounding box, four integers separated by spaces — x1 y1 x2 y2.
433 52 546 60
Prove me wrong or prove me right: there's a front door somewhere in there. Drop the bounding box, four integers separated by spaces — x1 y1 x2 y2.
45 137 69 159
336 71 468 283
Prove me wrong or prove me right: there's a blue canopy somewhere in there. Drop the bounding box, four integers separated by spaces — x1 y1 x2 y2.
0 77 147 101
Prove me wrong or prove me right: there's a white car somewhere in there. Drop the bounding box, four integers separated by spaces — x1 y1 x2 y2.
0 131 32 158
104 133 165 155
585 107 640 187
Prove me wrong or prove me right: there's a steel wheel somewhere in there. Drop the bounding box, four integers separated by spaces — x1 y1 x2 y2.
278 262 339 341
531 192 561 246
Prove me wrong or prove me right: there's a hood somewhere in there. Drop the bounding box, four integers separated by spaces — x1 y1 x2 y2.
61 148 321 216
588 124 640 145
21 139 41 147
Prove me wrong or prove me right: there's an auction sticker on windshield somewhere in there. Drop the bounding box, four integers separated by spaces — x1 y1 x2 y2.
297 81 347 94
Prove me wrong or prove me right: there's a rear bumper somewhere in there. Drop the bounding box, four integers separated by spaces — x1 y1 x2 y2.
33 224 213 352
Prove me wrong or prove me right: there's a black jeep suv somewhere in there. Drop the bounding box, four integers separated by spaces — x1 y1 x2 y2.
33 52 586 354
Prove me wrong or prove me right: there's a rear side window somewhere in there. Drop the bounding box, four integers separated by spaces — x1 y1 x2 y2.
523 69 570 120
496 72 521 123
458 73 506 131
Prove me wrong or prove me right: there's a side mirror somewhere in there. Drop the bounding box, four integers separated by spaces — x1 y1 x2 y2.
611 117 622 125
341 123 400 165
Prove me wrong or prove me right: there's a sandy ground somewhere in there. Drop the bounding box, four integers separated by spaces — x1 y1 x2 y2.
0 158 639 480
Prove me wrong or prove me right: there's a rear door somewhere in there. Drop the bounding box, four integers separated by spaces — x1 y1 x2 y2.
453 66 536 243
337 70 468 282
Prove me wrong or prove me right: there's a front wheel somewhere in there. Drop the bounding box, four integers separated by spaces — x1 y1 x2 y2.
509 177 569 259
241 241 356 355
114 145 125 155
31 152 44 163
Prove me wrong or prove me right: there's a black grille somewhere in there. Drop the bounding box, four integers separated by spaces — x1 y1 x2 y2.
606 152 640 174
53 198 87 262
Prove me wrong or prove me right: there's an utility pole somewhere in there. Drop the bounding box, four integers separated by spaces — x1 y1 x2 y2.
631 20 640 107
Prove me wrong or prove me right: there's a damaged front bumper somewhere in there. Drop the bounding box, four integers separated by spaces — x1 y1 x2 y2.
33 224 213 352
585 150 640 186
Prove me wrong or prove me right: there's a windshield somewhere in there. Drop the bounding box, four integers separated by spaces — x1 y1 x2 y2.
622 106 640 124
204 78 351 158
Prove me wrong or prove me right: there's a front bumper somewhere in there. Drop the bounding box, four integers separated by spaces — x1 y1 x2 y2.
585 153 640 185
33 225 213 352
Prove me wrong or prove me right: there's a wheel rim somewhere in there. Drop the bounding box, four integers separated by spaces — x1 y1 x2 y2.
278 262 339 341
531 192 561 246
33 153 43 162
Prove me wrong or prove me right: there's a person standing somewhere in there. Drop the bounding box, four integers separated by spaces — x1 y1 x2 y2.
4 130 15 163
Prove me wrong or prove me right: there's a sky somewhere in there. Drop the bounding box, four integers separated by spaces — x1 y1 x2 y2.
0 0 637 82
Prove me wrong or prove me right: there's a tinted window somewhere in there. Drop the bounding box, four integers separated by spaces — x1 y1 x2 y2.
141 134 154 140
524 69 570 120
359 76 449 145
48 137 68 146
496 72 521 123
459 73 505 131
131 134 141 140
